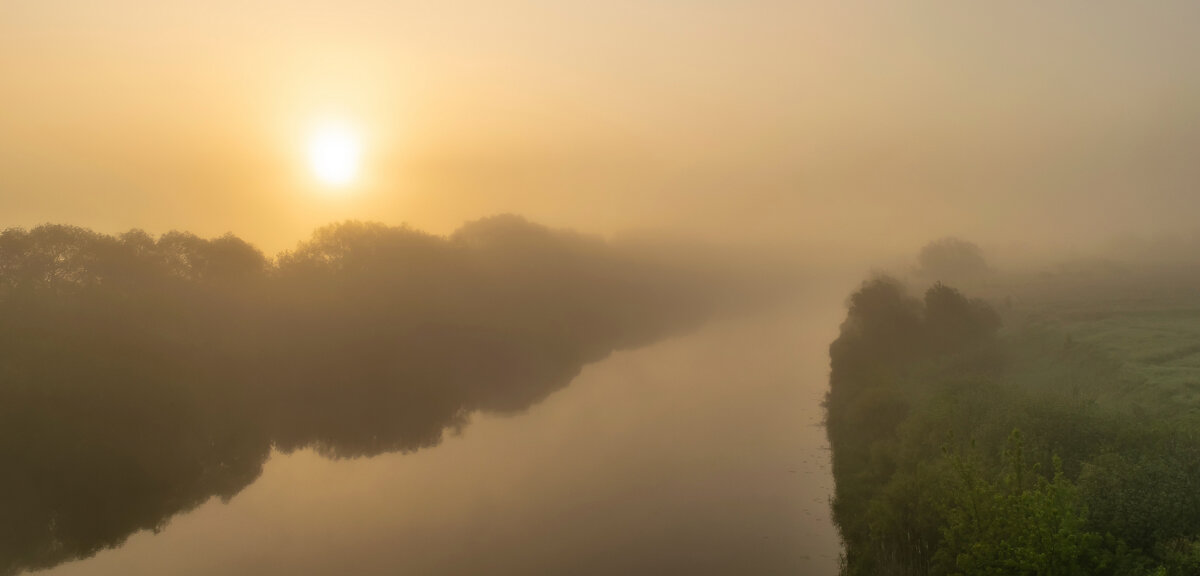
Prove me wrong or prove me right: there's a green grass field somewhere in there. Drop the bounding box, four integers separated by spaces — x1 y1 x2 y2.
1010 296 1200 423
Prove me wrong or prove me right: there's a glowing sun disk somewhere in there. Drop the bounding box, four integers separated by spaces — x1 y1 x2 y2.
308 124 362 187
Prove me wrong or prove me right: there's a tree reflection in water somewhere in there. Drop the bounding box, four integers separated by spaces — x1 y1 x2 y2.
0 216 789 576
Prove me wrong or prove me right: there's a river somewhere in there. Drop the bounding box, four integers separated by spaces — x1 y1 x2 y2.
37 286 848 576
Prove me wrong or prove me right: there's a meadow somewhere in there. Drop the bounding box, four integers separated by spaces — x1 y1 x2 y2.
1017 296 1200 423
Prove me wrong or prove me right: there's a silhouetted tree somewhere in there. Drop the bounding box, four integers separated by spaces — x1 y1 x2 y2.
915 237 990 286
0 216 790 576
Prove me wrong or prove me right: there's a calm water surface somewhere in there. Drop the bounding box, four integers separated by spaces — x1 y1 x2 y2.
37 291 845 576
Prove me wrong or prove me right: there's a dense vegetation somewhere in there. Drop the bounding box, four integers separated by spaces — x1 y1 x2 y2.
0 216 789 576
827 277 1200 576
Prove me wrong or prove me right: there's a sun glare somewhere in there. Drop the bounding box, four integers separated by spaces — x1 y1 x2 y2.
308 123 362 188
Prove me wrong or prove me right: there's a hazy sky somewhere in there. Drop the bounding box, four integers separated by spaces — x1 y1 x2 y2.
3 1 1199 254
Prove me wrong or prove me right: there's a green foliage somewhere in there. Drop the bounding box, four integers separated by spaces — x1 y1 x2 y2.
937 437 1109 576
826 278 1200 575
827 278 1003 574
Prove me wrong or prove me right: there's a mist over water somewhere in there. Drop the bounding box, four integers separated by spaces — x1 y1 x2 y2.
0 216 822 576
6 2 1200 574
35 287 850 576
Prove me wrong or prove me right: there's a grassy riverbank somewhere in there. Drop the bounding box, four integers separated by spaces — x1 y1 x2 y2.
826 277 1200 575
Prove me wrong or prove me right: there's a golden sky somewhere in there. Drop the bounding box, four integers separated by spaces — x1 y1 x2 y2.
2 1 1199 254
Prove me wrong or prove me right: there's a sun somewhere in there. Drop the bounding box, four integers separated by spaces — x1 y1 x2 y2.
307 122 362 188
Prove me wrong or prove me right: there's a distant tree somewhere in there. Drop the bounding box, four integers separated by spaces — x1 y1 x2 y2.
915 237 990 286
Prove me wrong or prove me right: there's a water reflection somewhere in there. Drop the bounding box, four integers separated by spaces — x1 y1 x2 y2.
39 296 844 576
1 217 784 576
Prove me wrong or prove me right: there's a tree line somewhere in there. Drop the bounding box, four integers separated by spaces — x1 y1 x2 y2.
0 216 789 576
